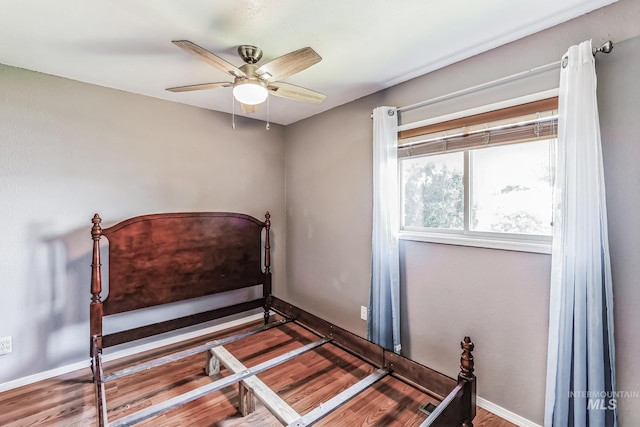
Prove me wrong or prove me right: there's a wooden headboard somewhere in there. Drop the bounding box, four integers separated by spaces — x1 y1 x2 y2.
89 212 272 354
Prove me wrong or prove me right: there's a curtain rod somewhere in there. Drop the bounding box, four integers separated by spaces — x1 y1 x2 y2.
395 40 614 115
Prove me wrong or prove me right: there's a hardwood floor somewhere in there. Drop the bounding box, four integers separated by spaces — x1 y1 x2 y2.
0 320 517 426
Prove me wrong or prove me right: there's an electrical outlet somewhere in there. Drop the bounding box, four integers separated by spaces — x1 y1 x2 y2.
0 336 12 355
360 305 368 321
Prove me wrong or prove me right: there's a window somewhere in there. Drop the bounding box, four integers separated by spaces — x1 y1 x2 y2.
398 97 557 253
401 151 464 231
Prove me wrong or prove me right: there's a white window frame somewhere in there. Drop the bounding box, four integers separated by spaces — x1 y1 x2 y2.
398 91 557 254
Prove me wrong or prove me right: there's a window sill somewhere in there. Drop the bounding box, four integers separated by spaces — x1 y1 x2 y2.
399 231 552 254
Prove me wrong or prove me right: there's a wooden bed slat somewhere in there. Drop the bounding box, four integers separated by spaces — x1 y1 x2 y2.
211 345 302 425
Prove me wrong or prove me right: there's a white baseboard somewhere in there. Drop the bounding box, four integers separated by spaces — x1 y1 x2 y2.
0 313 264 394
477 396 542 427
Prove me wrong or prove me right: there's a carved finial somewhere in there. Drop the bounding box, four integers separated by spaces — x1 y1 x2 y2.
459 336 475 381
265 211 271 228
91 214 102 239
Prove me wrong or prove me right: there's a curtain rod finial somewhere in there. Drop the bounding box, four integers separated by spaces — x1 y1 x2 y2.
593 40 613 56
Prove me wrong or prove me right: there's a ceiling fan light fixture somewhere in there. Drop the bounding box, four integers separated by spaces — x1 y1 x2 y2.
233 79 268 105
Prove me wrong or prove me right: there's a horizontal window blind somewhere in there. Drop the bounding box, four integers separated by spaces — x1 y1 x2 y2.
398 97 558 159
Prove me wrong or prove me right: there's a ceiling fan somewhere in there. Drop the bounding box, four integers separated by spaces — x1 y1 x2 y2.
167 41 326 113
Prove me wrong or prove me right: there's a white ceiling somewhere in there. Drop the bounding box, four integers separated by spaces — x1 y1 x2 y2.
0 0 617 125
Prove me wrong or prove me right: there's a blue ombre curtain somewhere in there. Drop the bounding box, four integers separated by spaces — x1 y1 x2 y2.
544 40 617 427
368 106 401 354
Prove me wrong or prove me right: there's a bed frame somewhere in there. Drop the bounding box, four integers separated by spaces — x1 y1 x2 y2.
89 211 476 426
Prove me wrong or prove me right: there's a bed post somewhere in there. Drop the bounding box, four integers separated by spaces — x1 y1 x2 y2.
263 212 272 324
459 336 476 427
90 214 107 426
90 214 104 358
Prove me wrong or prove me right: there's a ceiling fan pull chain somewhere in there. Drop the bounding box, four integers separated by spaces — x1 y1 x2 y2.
232 92 236 129
266 96 270 130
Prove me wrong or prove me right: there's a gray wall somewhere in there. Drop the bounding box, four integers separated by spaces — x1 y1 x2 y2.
284 0 640 424
0 63 286 383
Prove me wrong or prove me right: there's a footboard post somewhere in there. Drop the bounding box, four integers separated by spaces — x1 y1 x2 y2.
458 336 476 427
263 212 272 325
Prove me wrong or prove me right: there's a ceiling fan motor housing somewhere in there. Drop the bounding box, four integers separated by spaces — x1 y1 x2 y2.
238 45 263 64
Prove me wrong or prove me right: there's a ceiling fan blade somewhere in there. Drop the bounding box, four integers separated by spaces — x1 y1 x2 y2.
172 40 246 78
256 47 321 81
166 82 232 92
240 103 259 114
268 82 326 104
